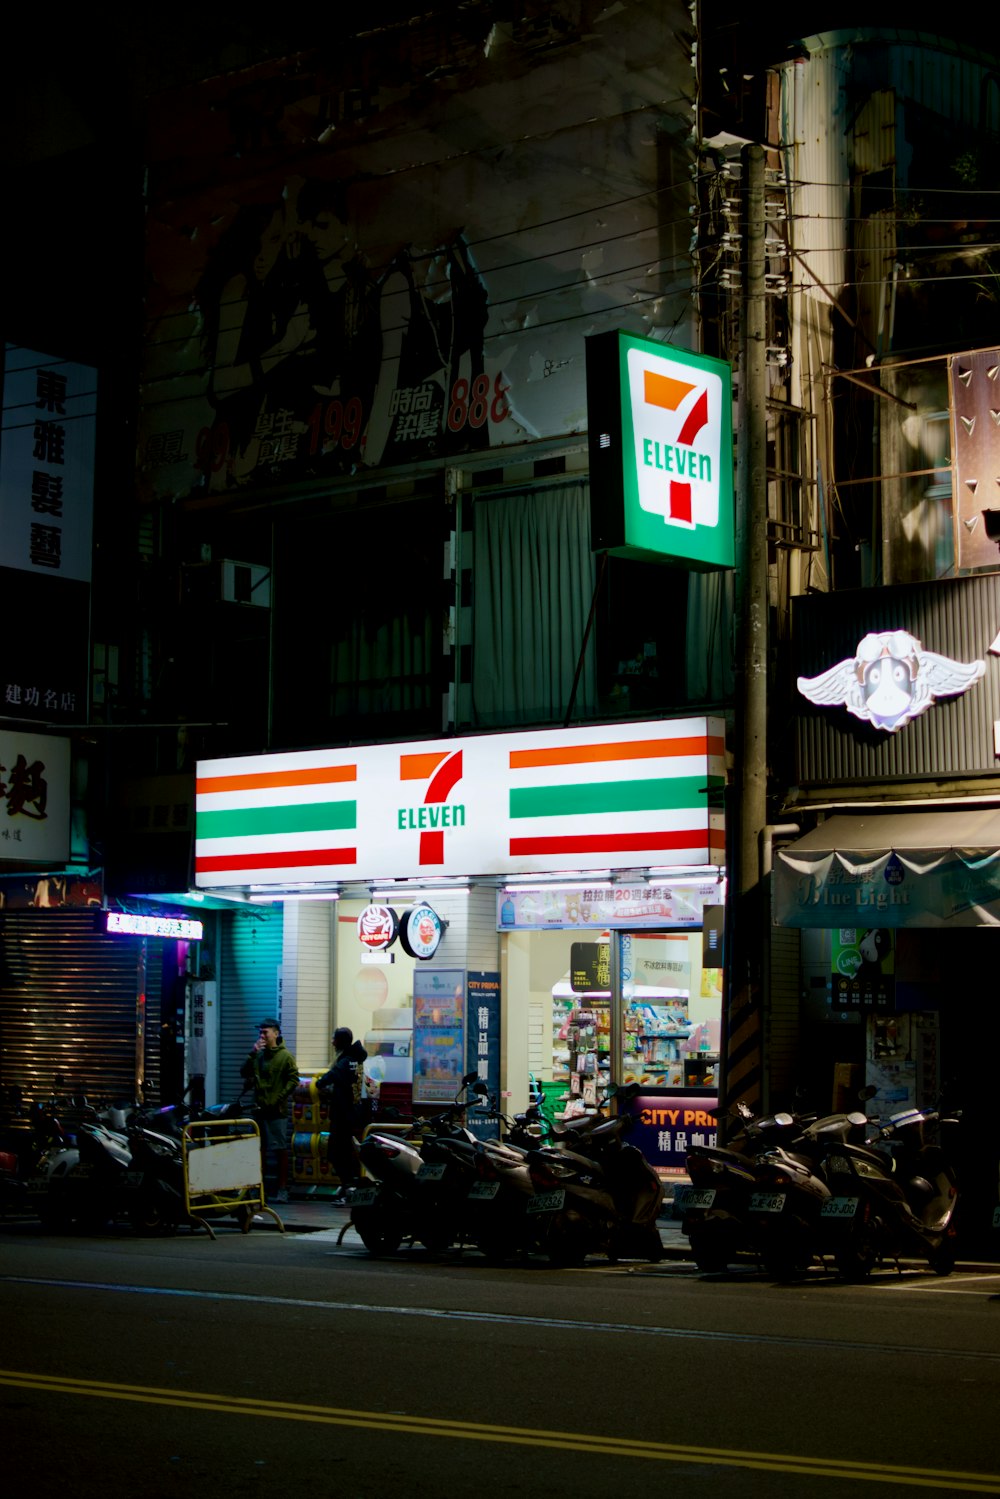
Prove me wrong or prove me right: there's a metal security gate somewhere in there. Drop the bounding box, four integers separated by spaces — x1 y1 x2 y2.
218 907 284 1106
0 910 164 1105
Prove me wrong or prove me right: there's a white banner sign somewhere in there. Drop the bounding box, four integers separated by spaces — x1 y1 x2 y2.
196 717 726 888
0 731 70 864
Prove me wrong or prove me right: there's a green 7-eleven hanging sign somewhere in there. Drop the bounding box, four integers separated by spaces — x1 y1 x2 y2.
587 330 734 570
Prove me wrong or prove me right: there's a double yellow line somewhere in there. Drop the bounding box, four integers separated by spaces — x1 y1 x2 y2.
2 1369 998 1492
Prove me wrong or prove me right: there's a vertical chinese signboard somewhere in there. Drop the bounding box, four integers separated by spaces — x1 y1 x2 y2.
465 970 501 1142
0 346 95 724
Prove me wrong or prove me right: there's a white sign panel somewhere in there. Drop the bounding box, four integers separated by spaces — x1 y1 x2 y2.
195 717 726 888
0 347 96 582
627 345 726 534
0 730 70 864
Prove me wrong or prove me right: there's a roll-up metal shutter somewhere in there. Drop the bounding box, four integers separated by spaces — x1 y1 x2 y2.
218 908 283 1105
0 910 165 1105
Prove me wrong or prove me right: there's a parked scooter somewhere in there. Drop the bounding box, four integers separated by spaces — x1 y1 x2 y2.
351 1071 497 1255
817 1105 960 1278
746 1106 874 1279
509 1082 665 1266
679 1103 805 1272
26 1087 134 1231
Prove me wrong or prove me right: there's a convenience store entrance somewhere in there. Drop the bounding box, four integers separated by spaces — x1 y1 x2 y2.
503 915 723 1177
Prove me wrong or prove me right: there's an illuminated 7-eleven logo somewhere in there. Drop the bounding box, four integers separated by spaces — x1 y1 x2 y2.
397 750 465 865
627 347 724 530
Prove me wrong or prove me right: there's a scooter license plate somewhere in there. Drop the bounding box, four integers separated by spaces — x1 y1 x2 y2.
992 1205 1000 1230
350 1186 377 1207
467 1180 499 1200
416 1161 446 1181
749 1191 786 1213
821 1195 860 1219
526 1189 566 1213
676 1187 716 1211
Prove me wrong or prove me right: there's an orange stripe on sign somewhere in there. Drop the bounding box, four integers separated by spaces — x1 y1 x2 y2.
197 765 356 795
644 369 696 411
510 737 711 770
400 752 450 780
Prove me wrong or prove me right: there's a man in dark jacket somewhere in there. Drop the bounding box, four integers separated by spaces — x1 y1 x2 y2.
240 1018 299 1203
316 1026 368 1197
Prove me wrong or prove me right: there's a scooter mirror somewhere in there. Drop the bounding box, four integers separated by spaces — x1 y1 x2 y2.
461 1070 480 1087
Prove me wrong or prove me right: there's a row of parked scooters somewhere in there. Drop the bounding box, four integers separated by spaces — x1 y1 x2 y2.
348 1072 665 1266
0 1081 255 1235
676 1091 961 1279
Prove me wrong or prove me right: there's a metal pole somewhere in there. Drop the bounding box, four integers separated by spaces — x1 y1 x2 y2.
721 142 769 1126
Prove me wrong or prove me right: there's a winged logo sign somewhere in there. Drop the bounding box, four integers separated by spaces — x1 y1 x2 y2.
797 629 986 732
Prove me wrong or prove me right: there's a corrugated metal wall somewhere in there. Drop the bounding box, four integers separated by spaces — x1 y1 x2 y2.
766 917 802 1111
794 573 1000 786
218 908 284 1106
0 910 164 1104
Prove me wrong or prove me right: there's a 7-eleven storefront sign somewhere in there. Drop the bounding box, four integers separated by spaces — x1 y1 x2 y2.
195 717 726 889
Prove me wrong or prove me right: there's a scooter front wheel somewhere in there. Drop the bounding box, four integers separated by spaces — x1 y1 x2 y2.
833 1224 878 1281
353 1206 403 1256
688 1213 738 1273
762 1218 815 1281
129 1197 178 1236
544 1213 589 1267
927 1235 956 1276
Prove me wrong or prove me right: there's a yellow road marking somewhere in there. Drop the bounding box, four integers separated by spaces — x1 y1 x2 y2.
1 1370 998 1491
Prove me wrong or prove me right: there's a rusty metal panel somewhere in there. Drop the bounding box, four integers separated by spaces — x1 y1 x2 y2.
852 88 896 174
793 574 1000 787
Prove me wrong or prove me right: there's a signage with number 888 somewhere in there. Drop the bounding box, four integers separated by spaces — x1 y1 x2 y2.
447 372 510 432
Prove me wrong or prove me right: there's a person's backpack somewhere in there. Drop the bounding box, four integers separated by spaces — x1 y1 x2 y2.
351 1063 377 1121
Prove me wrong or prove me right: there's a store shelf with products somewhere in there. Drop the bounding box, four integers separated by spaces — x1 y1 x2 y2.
551 986 610 1122
621 991 692 1089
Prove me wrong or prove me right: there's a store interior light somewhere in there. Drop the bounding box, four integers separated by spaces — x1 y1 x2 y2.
500 875 611 887
370 887 468 901
249 892 341 903
505 870 611 883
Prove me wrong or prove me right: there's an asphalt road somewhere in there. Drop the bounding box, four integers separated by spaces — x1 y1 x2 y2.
2 1219 999 1499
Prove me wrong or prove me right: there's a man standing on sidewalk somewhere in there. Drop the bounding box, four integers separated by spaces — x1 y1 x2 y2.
240 1018 299 1203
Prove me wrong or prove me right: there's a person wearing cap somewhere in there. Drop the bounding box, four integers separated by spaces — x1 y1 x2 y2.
240 1018 299 1203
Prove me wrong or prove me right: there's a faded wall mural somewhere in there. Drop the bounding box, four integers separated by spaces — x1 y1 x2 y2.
138 2 696 501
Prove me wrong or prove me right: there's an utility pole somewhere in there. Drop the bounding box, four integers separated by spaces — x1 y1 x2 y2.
721 141 769 1127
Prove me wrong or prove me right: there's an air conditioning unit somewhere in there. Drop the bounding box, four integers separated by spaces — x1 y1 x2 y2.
220 559 271 607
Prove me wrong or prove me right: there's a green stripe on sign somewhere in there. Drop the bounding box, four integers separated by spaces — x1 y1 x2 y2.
198 801 357 840
510 777 722 820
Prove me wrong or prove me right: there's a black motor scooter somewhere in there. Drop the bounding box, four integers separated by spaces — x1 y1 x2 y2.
680 1103 805 1272
817 1105 960 1279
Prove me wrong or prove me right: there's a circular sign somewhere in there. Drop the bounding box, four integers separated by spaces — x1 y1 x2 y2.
357 904 399 951
398 903 444 961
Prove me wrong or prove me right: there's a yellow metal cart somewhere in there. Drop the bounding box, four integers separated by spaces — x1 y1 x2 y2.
182 1118 285 1238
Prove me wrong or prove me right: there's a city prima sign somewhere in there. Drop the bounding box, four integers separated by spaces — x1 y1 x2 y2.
587 330 734 570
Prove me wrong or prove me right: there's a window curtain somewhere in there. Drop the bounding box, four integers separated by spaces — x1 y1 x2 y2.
472 480 597 726
685 569 734 703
